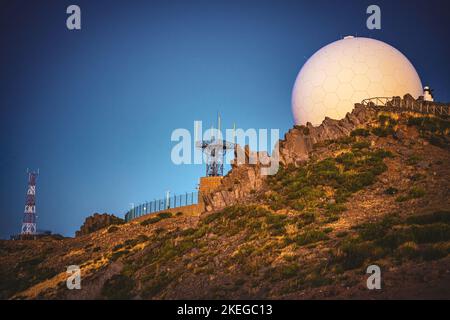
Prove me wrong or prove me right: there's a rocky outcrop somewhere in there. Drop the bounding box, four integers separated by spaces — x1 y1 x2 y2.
75 213 124 237
279 103 377 165
202 103 378 212
202 94 450 212
201 145 268 212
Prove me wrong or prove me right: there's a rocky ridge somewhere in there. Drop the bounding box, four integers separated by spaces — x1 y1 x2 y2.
75 213 124 237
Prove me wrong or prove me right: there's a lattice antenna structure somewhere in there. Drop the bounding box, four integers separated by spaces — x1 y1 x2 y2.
195 114 234 177
21 169 39 235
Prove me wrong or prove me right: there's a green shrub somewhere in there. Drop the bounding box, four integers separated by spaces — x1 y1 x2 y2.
325 203 347 214
395 242 419 260
158 212 172 219
371 149 394 159
180 228 196 237
142 271 173 298
297 212 316 227
396 187 425 202
410 224 450 244
377 229 414 249
107 226 119 233
377 223 450 249
350 128 370 137
351 141 371 150
409 187 426 198
323 227 333 233
336 231 349 238
110 250 129 261
140 212 172 226
136 234 149 242
101 274 135 299
406 211 450 225
202 211 224 224
341 171 376 192
295 230 328 246
280 263 300 279
371 126 393 137
338 240 384 270
336 152 357 168
359 222 388 241
112 243 124 251
140 216 161 225
407 116 450 135
324 213 340 223
124 234 149 247
421 244 448 261
357 215 400 241
305 272 332 288
335 136 356 146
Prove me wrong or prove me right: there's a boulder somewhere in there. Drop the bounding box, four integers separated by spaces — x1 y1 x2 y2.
75 213 124 237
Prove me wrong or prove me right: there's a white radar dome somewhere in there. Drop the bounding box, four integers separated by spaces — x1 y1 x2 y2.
292 36 422 125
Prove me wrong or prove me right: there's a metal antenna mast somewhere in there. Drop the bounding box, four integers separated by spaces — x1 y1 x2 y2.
196 114 234 177
21 169 39 235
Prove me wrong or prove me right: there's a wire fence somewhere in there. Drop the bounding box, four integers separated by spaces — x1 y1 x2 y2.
125 191 199 222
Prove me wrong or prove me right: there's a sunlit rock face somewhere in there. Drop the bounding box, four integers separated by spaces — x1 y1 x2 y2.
292 36 422 125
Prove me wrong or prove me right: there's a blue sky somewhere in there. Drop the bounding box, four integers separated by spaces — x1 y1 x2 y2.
1 0 449 238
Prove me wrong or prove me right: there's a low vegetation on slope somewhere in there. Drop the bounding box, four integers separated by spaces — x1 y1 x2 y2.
1 111 449 299
97 205 450 299
92 113 450 299
265 135 393 219
333 211 450 271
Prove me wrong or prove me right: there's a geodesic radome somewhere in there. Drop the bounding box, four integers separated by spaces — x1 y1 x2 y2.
292 37 423 125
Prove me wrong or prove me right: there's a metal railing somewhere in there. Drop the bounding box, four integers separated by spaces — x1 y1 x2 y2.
361 96 450 117
361 97 394 107
125 191 199 222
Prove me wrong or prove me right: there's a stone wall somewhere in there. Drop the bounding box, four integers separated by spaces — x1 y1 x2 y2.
199 176 223 195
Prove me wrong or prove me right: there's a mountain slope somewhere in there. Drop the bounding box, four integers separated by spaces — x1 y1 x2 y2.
1 110 449 300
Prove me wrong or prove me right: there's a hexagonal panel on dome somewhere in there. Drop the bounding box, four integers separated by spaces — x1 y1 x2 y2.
337 68 354 83
352 62 369 75
322 76 340 93
337 83 354 100
323 92 339 108
352 74 371 91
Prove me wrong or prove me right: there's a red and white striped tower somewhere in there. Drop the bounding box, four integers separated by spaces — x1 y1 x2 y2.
21 170 39 235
